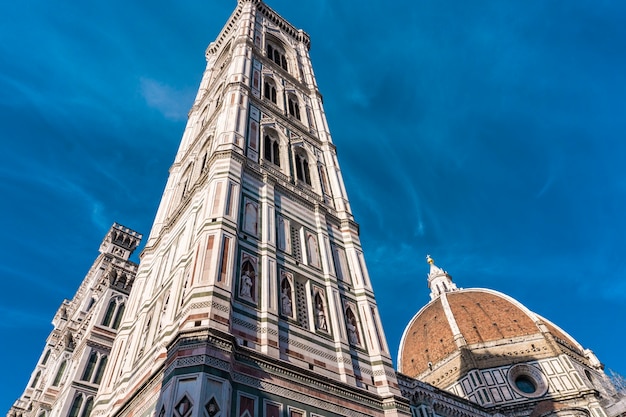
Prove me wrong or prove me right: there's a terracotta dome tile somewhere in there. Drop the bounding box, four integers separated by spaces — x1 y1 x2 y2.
400 298 457 378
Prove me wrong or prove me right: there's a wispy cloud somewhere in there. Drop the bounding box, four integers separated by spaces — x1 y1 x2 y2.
140 78 194 121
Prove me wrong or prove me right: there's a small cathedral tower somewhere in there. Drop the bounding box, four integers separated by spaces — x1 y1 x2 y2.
8 224 142 417
91 2 406 417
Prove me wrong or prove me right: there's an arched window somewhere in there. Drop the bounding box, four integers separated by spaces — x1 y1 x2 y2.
263 79 277 104
93 355 108 385
288 96 300 120
68 395 84 417
263 135 280 167
52 360 67 386
266 42 288 72
111 303 125 330
80 397 94 417
295 153 311 185
102 298 124 330
82 352 98 381
102 299 116 327
41 349 51 365
30 370 41 388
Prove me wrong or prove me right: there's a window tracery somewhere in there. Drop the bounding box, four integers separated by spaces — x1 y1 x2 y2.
263 134 280 167
263 78 277 104
288 95 301 120
294 152 311 185
266 43 288 71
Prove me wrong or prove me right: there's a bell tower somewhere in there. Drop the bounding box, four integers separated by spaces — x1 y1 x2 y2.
93 2 407 417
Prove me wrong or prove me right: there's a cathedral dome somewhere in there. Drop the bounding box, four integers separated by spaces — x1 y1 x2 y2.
397 257 587 389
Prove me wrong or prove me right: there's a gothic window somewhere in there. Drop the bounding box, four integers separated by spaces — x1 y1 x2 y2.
294 152 311 185
80 397 94 417
41 349 51 365
52 360 67 386
82 352 98 381
68 395 84 417
102 299 116 327
263 135 280 167
266 43 288 72
93 355 107 384
82 351 108 385
102 298 125 330
280 272 293 317
288 96 300 120
30 370 41 388
263 78 277 104
111 303 125 330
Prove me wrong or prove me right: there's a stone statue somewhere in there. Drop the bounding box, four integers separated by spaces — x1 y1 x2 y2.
241 271 253 299
315 302 326 330
281 287 292 316
347 319 359 345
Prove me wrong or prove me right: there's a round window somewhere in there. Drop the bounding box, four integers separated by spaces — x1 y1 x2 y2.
515 375 536 394
507 364 548 398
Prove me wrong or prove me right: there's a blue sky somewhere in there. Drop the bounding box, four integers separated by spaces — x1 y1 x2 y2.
2 0 626 409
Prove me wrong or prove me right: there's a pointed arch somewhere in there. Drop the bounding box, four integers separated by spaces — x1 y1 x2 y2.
263 77 277 104
93 355 107 384
265 35 289 72
314 291 327 331
52 359 67 386
41 349 51 365
287 94 300 120
82 351 98 381
263 134 280 167
68 395 84 417
280 273 293 317
30 370 41 388
294 149 311 185
112 302 125 330
345 307 361 346
102 299 116 327
80 397 94 417
239 256 257 302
